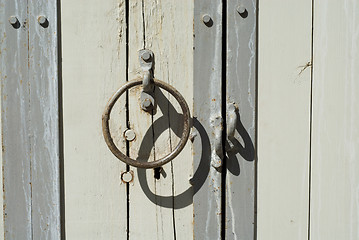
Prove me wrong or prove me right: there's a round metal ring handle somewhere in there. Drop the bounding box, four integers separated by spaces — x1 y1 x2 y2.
102 77 191 169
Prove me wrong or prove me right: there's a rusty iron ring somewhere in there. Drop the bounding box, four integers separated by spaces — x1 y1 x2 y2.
102 77 191 169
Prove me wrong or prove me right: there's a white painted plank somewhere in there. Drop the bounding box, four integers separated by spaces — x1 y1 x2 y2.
257 0 313 239
226 0 256 238
310 1 359 239
61 1 127 239
126 1 159 239
128 1 193 239
144 1 194 239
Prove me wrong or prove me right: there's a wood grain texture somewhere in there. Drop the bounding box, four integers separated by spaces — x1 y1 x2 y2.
28 1 61 238
226 0 256 238
1 1 32 238
128 0 193 239
1 0 61 238
61 0 127 239
310 1 359 239
257 0 313 239
127 1 161 239
0 3 4 237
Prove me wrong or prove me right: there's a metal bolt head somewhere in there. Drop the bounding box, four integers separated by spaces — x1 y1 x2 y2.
38 16 47 25
142 98 152 108
141 51 151 62
9 16 18 25
237 6 246 14
124 129 136 141
121 171 133 183
202 14 211 24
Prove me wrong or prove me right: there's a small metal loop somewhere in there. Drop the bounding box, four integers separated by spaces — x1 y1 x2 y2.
142 70 153 92
210 115 224 169
102 77 191 169
227 102 238 140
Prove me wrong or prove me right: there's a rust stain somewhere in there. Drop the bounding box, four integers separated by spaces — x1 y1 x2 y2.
120 170 134 184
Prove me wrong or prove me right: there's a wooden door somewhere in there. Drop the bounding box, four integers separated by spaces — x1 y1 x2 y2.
3 0 359 239
61 0 256 239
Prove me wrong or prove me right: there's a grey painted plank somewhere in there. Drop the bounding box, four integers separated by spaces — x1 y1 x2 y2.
1 0 60 239
28 1 61 239
1 1 32 239
226 0 257 239
193 0 223 239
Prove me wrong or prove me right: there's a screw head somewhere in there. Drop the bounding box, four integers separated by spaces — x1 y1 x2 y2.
202 14 211 24
237 6 246 14
38 16 47 25
141 51 151 62
124 129 136 141
142 98 152 108
8 16 18 25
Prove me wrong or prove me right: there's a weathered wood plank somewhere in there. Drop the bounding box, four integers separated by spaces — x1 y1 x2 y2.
193 0 223 238
128 1 193 239
145 0 194 239
310 1 359 239
0 4 4 236
225 0 256 238
28 1 61 238
127 1 160 239
257 0 313 239
61 0 127 239
1 1 61 238
1 1 32 238
0 83 2 238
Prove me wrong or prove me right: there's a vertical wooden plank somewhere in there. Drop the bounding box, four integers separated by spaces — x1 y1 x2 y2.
1 1 32 238
257 0 312 239
226 0 256 238
146 0 194 239
0 4 4 237
28 1 61 238
310 1 359 239
193 0 223 239
126 1 156 239
0 81 2 239
0 25 3 235
128 0 194 239
2 1 61 238
61 0 127 239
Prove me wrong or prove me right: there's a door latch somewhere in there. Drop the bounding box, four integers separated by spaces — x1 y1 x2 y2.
227 102 238 140
139 49 155 112
211 115 224 169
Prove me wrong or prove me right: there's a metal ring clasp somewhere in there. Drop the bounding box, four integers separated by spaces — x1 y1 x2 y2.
102 77 191 168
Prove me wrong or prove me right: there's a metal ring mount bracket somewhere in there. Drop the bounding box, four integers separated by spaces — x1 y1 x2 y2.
102 77 191 169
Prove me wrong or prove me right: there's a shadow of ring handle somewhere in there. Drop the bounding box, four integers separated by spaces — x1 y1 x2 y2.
102 77 191 169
